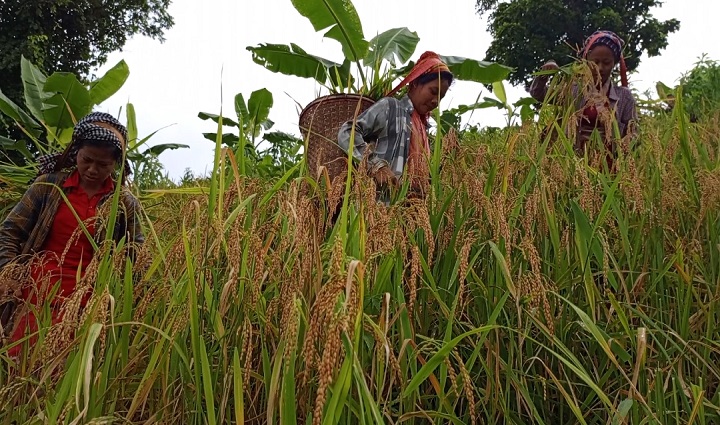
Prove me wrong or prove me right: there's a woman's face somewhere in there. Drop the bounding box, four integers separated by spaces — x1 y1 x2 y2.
587 45 616 85
408 78 450 116
76 145 118 187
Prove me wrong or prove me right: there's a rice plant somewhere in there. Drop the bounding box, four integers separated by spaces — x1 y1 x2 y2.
1 73 720 424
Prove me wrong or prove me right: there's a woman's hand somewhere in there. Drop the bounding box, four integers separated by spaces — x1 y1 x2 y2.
541 60 560 71
529 61 559 102
0 280 21 299
373 166 399 189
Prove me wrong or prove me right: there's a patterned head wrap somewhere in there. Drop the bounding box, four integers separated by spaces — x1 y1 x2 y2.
582 30 628 87
386 51 452 98
36 112 131 179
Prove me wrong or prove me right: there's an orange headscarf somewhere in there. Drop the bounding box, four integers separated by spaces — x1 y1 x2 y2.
385 51 451 98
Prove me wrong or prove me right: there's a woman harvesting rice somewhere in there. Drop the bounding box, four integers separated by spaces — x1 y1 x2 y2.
338 51 454 199
0 112 144 357
529 30 638 160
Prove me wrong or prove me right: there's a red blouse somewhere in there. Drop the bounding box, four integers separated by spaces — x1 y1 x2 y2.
582 86 610 128
9 171 114 355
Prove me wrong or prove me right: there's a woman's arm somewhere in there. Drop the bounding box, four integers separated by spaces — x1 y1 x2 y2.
528 61 560 103
118 192 144 248
0 178 48 269
618 88 638 139
529 76 550 103
115 192 145 274
337 98 392 172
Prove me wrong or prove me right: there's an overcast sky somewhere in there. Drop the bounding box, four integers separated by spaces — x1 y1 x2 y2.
96 0 720 179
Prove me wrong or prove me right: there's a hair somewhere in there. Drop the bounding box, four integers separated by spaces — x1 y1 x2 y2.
71 138 129 185
412 70 454 87
50 139 123 180
76 138 124 163
585 42 619 65
73 116 128 164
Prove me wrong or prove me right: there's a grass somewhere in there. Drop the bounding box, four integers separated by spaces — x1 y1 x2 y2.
1 83 720 424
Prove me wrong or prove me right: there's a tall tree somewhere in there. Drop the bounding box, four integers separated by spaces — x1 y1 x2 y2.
0 0 174 140
476 0 680 86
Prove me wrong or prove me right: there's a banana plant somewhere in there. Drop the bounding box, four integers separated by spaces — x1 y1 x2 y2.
0 57 188 211
0 56 131 153
199 88 302 178
246 0 513 100
0 57 136 199
438 82 537 135
0 56 188 163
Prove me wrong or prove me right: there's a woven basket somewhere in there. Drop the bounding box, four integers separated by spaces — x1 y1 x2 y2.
299 93 375 182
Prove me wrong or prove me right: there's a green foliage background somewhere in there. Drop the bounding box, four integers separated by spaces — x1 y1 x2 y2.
476 0 680 85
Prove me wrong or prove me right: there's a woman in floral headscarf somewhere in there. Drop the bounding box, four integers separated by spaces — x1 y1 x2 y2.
529 30 638 158
0 112 144 356
338 51 454 198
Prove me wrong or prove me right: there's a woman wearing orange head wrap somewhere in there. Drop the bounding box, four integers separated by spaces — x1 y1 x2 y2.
338 51 453 199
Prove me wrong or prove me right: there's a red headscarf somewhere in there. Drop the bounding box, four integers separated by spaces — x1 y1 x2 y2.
385 51 451 98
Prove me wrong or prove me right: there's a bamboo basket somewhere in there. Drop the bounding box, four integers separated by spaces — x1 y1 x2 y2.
299 93 375 182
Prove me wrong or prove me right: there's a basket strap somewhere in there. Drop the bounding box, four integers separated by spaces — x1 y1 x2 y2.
385 99 399 165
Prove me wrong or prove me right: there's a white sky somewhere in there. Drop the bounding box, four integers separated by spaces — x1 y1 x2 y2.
96 0 720 179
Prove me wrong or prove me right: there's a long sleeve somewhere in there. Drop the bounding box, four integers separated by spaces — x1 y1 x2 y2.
337 98 393 172
528 75 550 103
100 192 146 284
613 86 638 139
124 193 145 247
622 92 638 138
0 180 47 269
112 192 145 267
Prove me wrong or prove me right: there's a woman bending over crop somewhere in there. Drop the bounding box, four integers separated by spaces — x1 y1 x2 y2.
529 30 638 160
338 51 453 199
0 112 144 358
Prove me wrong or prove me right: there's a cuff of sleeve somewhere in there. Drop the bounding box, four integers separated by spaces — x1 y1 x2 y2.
529 76 548 89
369 159 389 174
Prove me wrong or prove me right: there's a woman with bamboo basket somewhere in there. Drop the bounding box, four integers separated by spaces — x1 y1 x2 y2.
337 51 454 199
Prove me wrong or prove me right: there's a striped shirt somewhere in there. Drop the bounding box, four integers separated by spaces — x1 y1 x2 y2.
337 95 416 177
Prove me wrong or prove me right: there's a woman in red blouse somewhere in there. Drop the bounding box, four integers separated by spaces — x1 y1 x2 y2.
0 112 144 358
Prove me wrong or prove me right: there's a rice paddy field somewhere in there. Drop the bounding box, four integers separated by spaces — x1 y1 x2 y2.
1 90 720 424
